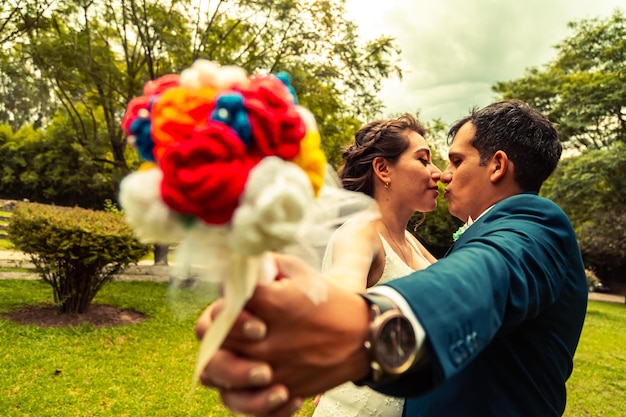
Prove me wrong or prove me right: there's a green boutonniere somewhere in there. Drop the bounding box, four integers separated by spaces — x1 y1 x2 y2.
452 217 473 242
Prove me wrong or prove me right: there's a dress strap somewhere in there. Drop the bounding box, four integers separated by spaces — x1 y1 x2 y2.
403 230 431 264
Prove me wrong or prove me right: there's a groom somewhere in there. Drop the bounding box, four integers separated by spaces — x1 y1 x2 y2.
195 100 588 416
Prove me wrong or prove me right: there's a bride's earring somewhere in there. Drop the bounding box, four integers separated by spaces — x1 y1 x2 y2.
384 181 390 189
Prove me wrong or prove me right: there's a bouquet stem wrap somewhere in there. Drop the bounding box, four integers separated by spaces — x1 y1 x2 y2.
193 253 265 380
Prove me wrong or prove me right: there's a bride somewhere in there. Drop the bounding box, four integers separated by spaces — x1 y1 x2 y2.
313 114 441 417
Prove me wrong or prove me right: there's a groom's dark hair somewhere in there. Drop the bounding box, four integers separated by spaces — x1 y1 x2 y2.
448 99 561 192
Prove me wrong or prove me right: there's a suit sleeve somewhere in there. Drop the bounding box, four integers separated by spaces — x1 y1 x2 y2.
370 195 582 397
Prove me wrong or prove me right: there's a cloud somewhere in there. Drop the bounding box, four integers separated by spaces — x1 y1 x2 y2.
346 0 624 124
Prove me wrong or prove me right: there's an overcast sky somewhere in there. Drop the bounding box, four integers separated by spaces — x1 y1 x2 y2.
345 0 624 125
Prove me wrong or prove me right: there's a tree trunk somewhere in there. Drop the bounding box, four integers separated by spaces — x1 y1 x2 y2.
154 244 169 265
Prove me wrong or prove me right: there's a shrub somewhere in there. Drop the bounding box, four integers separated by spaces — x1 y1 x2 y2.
579 207 626 283
7 202 149 314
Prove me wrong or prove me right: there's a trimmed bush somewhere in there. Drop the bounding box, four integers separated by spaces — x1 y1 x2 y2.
8 202 149 314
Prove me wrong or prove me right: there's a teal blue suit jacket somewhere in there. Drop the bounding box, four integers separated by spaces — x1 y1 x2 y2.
376 193 588 416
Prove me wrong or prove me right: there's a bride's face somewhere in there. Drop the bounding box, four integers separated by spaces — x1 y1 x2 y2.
387 131 441 213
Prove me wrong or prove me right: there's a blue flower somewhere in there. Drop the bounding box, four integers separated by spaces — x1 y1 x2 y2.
210 93 252 145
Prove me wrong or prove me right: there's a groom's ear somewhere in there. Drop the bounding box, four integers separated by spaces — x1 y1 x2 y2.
372 156 390 182
490 151 509 183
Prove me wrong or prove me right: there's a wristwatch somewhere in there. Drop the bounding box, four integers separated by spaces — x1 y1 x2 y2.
356 293 418 385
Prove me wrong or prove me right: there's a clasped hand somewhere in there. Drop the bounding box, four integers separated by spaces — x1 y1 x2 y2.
194 253 371 416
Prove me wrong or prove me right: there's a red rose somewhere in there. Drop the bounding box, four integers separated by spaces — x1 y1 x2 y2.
144 74 181 96
121 96 150 135
159 122 257 224
237 75 306 160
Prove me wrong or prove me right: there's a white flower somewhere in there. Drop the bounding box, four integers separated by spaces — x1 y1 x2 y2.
295 106 319 133
118 168 186 243
452 216 474 242
229 157 314 255
179 59 248 90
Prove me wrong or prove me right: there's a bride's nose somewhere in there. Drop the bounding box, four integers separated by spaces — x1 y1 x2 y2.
430 164 442 179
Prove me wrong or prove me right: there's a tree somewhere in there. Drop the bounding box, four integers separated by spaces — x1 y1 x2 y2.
0 1 58 131
541 142 626 281
0 56 56 132
541 142 626 229
578 208 626 282
0 124 22 197
0 108 120 209
493 10 626 151
1 0 401 207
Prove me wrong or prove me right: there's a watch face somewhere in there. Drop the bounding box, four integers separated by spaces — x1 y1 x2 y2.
375 316 417 371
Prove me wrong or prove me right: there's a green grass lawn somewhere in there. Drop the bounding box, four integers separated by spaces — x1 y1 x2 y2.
564 300 626 416
0 279 623 416
0 279 235 417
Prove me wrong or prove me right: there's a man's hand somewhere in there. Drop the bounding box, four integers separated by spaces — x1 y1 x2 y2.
196 302 299 416
195 253 372 416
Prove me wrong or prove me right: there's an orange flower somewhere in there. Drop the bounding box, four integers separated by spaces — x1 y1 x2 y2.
151 86 218 161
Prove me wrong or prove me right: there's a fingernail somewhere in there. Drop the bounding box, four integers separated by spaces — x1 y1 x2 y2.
243 320 267 340
249 365 271 386
213 377 231 390
268 388 289 409
289 398 304 414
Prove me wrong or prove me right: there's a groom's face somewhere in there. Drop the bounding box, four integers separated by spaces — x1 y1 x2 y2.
441 122 492 222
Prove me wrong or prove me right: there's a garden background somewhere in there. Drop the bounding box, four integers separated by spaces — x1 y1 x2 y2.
1 1 625 415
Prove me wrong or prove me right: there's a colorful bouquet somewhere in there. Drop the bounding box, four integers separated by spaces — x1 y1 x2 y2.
118 60 327 380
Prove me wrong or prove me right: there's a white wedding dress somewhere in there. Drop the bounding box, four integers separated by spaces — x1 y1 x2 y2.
313 232 431 417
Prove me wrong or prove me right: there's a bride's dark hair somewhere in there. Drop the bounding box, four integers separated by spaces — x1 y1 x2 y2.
338 114 427 197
